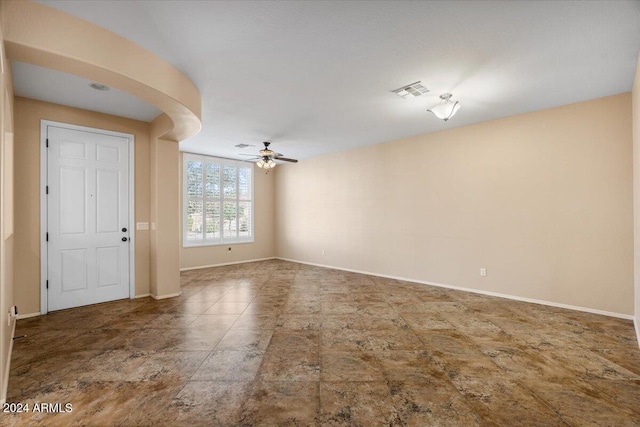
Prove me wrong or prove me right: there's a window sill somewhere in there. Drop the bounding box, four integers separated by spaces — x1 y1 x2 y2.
183 238 255 248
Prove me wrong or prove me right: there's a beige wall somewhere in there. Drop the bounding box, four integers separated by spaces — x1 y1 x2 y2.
179 155 276 270
276 93 634 316
13 97 151 314
148 112 180 297
633 55 640 333
1 19 16 403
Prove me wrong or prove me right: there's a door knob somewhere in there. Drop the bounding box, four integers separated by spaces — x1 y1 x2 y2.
122 237 128 242
122 227 127 232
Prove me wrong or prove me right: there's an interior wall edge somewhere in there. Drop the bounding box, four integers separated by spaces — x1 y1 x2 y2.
632 51 640 351
0 3 16 404
277 257 635 321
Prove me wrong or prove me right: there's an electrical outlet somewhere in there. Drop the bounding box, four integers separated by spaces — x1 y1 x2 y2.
322 249 325 255
7 306 17 325
480 268 487 277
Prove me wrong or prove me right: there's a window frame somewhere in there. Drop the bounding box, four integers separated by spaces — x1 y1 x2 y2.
182 153 254 247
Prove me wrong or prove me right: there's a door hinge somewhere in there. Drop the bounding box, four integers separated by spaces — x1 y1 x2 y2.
46 280 49 290
46 186 49 195
46 138 49 148
46 232 49 242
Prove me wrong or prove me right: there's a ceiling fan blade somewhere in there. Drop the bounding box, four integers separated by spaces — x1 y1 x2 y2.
274 156 298 163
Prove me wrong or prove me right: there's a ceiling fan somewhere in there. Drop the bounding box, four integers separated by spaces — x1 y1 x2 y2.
239 142 298 169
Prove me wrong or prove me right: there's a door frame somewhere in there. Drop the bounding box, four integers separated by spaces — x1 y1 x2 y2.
40 120 136 314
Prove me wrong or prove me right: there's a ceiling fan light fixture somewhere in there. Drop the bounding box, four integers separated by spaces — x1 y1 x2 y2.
428 93 461 121
256 157 276 169
250 142 297 168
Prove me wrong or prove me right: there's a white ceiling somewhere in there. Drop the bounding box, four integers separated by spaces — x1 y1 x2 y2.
17 0 640 161
12 62 162 122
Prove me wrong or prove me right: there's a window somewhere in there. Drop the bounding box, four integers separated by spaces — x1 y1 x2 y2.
183 153 253 246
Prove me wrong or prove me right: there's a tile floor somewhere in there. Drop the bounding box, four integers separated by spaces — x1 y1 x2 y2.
5 259 640 426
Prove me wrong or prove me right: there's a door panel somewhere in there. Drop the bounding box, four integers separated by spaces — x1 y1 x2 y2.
47 125 130 311
61 249 87 292
59 139 86 159
96 144 120 163
96 246 120 287
96 169 120 233
59 167 87 235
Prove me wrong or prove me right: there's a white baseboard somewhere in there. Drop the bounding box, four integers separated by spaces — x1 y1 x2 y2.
277 257 634 321
16 312 41 320
151 292 181 300
135 293 151 299
634 317 640 350
179 257 276 272
1 318 16 405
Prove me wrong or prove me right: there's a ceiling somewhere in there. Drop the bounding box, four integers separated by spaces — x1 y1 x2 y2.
13 1 640 161
12 62 161 122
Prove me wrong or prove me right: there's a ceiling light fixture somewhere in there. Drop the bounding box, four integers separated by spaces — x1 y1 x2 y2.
242 142 297 170
89 82 110 91
428 93 461 121
256 157 276 169
392 81 429 98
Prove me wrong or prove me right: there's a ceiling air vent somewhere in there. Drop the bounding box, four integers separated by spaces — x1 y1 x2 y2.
234 143 253 149
392 81 429 98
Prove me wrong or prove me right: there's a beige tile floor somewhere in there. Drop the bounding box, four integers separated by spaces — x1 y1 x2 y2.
5 259 640 426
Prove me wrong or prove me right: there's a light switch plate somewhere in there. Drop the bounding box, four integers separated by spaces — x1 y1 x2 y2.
136 222 149 230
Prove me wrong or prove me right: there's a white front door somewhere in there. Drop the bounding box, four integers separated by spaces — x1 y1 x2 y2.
46 124 131 311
